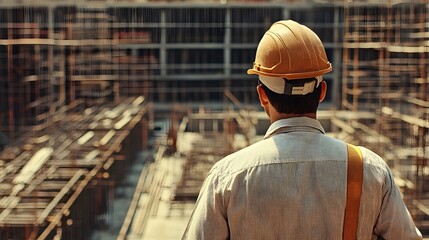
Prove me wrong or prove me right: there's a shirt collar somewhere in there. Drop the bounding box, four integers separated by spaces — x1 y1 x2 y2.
264 117 325 139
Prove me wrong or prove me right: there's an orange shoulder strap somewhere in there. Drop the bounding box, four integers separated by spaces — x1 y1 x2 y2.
343 144 363 240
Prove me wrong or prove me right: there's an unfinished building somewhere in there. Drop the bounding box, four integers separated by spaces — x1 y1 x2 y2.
0 0 427 239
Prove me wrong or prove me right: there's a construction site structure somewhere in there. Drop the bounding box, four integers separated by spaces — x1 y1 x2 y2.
0 2 343 143
341 0 429 232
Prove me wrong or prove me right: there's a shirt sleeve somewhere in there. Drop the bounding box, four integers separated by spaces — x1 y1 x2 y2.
182 170 229 240
373 168 422 240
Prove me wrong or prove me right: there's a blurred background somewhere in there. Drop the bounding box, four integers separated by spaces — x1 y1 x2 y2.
0 0 427 239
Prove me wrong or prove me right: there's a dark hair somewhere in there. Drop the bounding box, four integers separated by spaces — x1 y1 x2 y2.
260 79 322 114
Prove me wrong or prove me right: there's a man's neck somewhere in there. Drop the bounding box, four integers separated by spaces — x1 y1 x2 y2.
270 113 316 124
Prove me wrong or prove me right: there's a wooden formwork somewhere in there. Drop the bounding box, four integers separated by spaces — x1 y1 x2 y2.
0 97 149 240
171 110 253 202
174 134 231 202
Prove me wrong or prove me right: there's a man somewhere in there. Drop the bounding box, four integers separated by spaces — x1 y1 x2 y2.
182 20 421 239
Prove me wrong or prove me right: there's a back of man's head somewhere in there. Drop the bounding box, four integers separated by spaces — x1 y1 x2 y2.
259 78 322 114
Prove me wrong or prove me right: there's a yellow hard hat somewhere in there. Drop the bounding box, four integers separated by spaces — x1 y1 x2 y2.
247 20 332 80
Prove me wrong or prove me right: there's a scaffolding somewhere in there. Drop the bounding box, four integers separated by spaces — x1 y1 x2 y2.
0 7 64 142
342 0 429 232
66 7 119 106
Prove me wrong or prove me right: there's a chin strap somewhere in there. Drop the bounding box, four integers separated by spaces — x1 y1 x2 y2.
343 144 363 240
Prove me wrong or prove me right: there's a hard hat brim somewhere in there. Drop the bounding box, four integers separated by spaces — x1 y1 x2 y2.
247 63 332 80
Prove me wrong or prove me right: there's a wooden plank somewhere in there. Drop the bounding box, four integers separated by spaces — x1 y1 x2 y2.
343 42 385 49
387 45 429 53
77 131 95 145
56 39 114 46
84 150 100 163
22 191 59 198
132 96 145 106
114 116 132 130
13 148 53 185
0 39 55 45
37 181 70 191
70 75 116 81
53 160 97 167
14 202 50 209
98 130 116 146
0 196 20 224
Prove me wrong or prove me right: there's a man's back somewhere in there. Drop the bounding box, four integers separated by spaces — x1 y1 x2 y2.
182 117 421 239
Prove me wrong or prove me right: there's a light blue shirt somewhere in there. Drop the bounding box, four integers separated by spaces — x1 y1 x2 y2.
183 117 422 239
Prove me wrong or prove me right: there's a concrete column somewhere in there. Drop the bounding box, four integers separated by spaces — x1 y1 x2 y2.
224 8 231 103
160 10 167 78
332 6 341 109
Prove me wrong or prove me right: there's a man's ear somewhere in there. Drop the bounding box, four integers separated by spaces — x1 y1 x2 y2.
319 81 327 103
257 85 269 107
